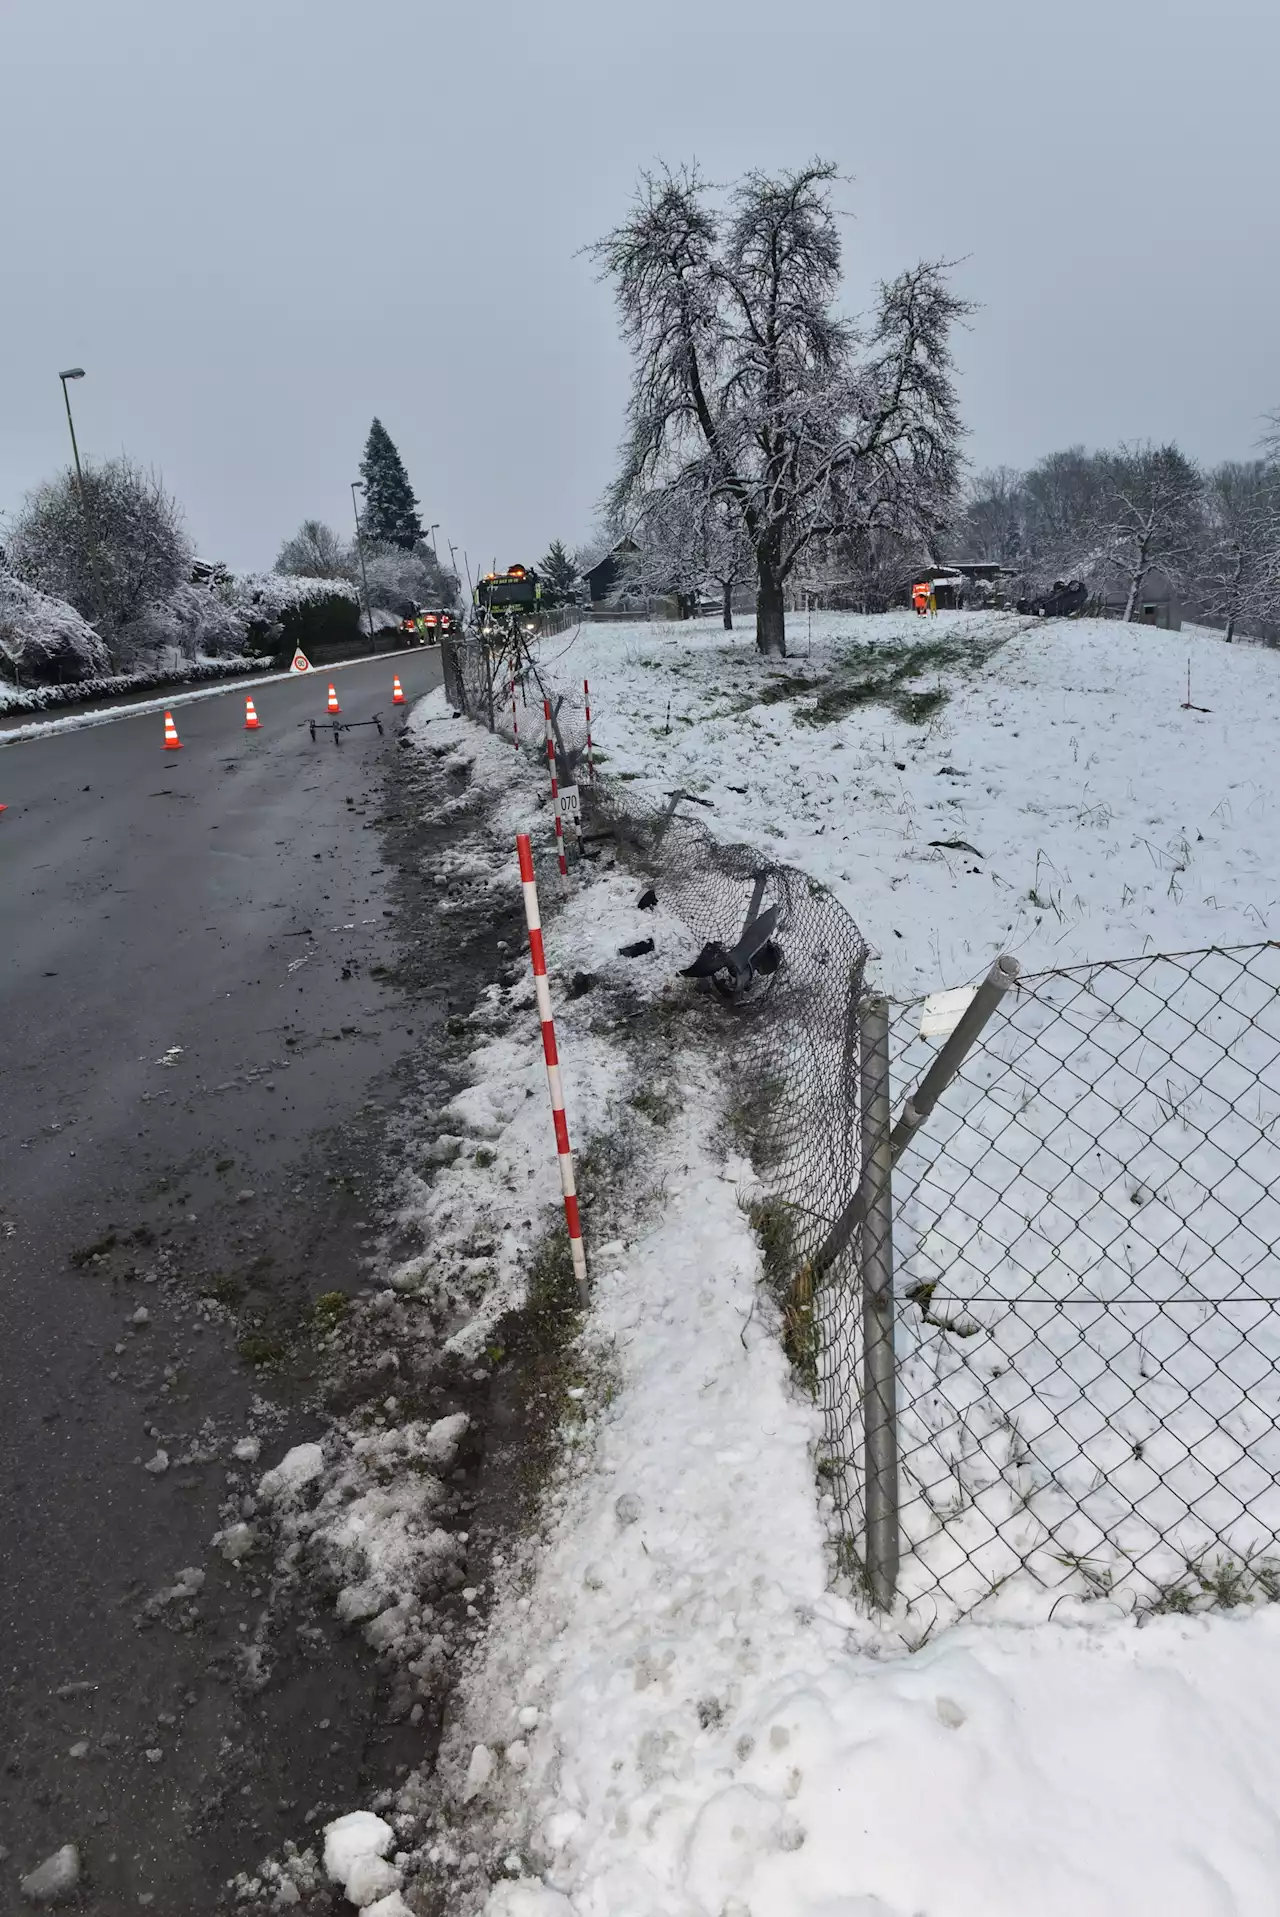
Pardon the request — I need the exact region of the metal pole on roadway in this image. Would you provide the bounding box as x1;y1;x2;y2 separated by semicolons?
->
350;481;376;643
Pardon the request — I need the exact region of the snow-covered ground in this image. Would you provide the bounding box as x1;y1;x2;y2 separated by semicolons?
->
531;609;1280;995
453;1099;1280;1917
427;612;1280;1917
289;624;1280;1917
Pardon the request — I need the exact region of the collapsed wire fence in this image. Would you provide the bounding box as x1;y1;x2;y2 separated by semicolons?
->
441;631;1280;1627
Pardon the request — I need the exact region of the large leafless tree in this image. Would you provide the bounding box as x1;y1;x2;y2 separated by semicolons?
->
594;161;967;657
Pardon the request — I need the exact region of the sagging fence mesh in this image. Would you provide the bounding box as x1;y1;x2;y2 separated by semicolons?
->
442;633;1280;1624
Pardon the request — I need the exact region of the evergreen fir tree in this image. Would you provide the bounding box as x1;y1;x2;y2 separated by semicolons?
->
358;418;423;550
537;538;580;605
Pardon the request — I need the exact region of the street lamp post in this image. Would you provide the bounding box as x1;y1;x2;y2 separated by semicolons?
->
350;480;376;644
56;365;111;657
58;368;86;496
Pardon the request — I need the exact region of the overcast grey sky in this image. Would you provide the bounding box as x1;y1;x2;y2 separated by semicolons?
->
2;0;1275;576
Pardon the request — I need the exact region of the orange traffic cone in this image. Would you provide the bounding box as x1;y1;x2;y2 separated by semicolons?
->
392;675;406;705
244;696;261;730
163;711;183;750
327;684;341;715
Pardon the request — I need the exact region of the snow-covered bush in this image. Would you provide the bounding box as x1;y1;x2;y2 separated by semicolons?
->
0;569;110;684
5;457;190;665
360;539;454;614
132;580;253;662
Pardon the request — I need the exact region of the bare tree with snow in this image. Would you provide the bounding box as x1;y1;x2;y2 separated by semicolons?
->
628;476;754;625
625;486;706;616
954;466;1029;566
701;490;753;630
1191;460;1280;641
1018;447;1112;584
594;161;967;657
275;519;352;579
1093;443;1204;621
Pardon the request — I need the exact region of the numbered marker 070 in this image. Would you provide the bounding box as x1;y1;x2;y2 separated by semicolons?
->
557;784;581;822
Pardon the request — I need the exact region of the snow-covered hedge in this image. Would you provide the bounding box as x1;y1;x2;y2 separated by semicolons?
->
228;572;364;657
231;572;359;619
0;654;274;716
0;564;365;703
0;571;111;684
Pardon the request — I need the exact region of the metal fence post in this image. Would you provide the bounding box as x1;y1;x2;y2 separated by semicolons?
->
483;638;496;732
860;993;899;1610
807;955;1021;1288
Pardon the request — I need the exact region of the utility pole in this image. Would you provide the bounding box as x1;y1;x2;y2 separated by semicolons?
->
350;480;376;643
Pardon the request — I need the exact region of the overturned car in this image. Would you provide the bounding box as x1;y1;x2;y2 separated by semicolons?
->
1017;579;1089;618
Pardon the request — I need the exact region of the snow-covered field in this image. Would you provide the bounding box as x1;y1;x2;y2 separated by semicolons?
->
532;609;1280;995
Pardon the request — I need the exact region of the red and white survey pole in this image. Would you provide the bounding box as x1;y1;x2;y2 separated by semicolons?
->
543;698;569;879
516;833;588;1306
584;678;595;784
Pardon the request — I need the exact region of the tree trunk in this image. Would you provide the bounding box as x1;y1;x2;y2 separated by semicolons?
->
1121;568;1144;623
722;581;733;631
1225;548;1242;641
755;561;786;657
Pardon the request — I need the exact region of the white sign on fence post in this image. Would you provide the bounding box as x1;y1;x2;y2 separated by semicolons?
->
557;784;581;823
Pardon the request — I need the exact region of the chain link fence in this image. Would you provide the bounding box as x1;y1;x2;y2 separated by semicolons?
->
441;628;872;1406
442;634;1280;1625
882;941;1280;1623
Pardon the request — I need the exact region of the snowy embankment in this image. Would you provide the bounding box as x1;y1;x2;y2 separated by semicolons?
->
431;612;1280;1917
559;609;1280;994
456;1101;1280;1917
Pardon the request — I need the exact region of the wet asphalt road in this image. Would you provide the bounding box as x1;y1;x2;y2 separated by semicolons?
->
0;652;444;1909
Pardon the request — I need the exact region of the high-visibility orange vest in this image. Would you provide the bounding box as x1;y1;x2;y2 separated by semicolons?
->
912;582;930;610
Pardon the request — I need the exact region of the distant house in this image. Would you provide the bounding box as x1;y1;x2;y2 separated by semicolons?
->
1100;567;1182;631
582;538;640;608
